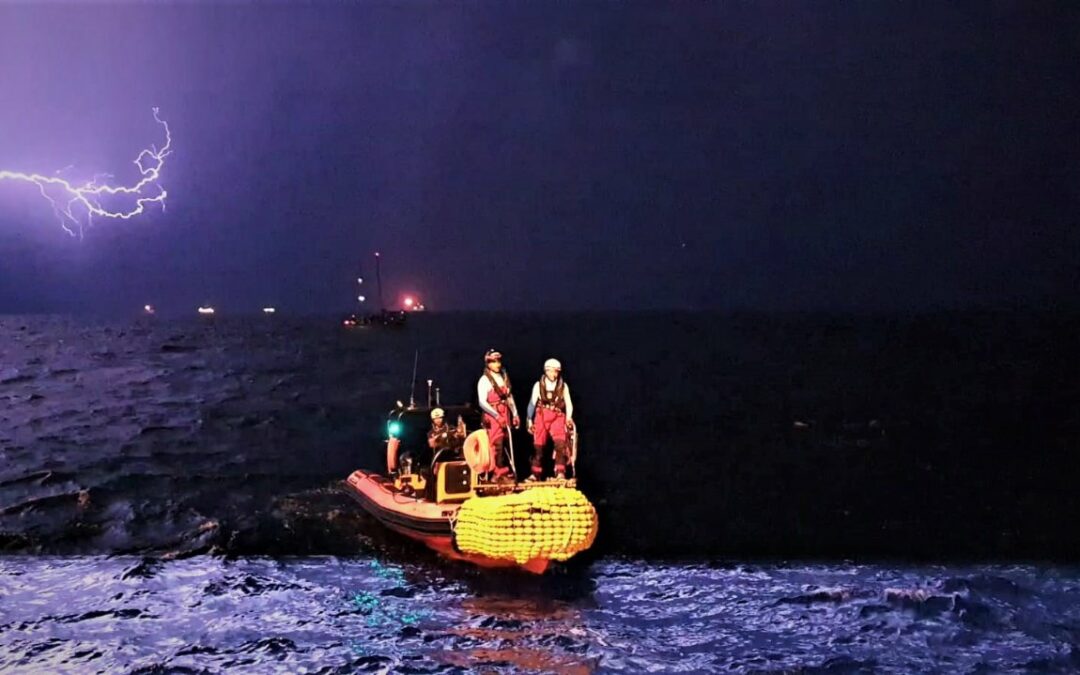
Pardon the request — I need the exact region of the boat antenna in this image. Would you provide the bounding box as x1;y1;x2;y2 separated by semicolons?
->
426;379;433;408
408;349;418;408
374;251;385;313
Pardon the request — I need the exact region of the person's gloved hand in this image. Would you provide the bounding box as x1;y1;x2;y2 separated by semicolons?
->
527;419;534;434
565;418;575;431
512;416;520;429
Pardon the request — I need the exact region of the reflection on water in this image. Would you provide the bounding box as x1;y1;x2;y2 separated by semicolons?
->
2;555;1079;673
438;593;598;673
436;646;597;674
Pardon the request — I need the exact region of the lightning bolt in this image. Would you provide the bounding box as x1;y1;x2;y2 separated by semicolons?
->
0;108;171;238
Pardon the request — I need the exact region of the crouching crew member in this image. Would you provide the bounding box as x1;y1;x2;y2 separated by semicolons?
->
526;358;574;480
477;349;520;480
427;407;466;457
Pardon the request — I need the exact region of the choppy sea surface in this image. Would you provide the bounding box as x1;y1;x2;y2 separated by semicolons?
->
4;557;1080;673
2;312;1079;672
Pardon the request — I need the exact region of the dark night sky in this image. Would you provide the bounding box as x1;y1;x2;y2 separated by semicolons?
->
0;2;1077;314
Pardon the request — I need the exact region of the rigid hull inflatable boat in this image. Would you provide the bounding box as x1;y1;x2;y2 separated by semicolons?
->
344;404;597;574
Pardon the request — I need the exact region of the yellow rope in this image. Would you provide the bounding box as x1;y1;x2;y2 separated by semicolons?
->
453;487;598;564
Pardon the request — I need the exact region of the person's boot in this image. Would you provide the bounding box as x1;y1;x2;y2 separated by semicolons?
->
553;441;569;481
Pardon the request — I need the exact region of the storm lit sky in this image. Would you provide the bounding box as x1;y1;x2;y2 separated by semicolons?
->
0;2;1078;314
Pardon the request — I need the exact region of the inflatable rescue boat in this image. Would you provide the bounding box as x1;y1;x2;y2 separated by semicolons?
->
344;403;597;574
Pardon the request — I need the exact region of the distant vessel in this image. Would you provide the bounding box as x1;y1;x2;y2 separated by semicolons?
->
197;306;215;315
263;307;276;314
342;252;407;328
143;304;156;315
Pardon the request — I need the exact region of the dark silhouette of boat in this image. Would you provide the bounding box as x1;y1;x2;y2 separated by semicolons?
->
342;252;408;328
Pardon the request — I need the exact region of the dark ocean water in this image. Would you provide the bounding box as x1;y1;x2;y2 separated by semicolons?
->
2;312;1079;672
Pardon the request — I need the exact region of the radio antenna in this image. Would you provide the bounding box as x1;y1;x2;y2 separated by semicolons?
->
408;350;419;408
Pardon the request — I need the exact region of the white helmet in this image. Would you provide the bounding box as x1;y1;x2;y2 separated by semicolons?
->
430;407;445;420
544;358;562;371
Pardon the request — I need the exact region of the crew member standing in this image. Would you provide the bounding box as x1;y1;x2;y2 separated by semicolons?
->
477;349;520;480
526;358;574;480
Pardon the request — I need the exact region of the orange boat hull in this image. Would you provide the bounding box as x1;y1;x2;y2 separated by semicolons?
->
343;470;550;574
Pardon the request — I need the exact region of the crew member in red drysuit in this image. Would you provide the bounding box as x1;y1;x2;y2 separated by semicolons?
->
476;349;520;480
526;358;574;481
